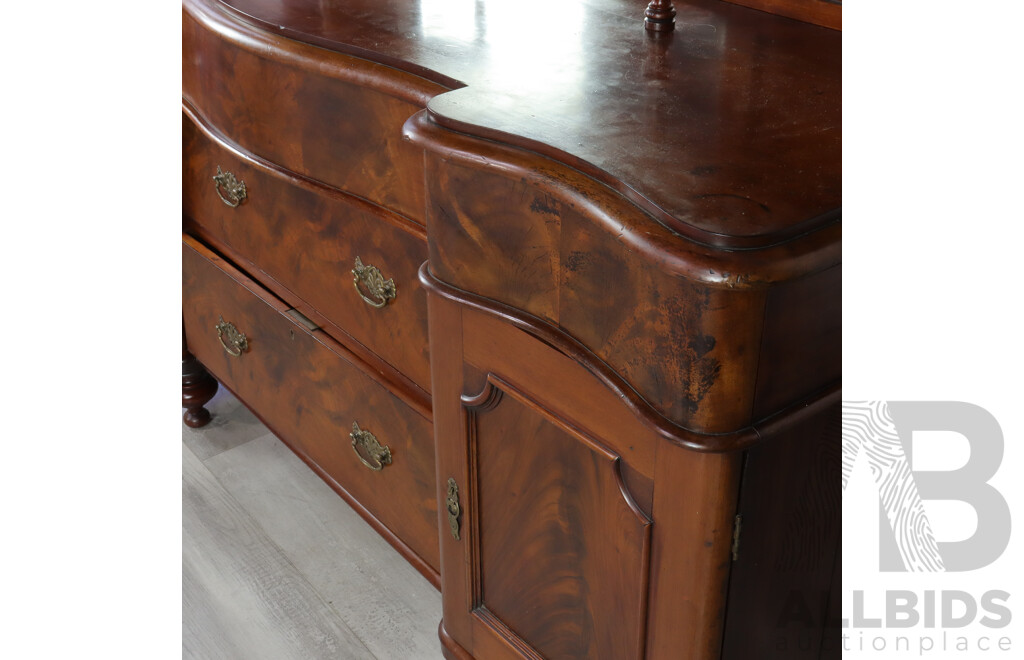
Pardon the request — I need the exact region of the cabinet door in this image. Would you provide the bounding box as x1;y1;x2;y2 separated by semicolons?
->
458;374;652;660
429;294;740;660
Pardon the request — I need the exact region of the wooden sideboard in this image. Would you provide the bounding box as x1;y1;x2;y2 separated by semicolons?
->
182;1;840;658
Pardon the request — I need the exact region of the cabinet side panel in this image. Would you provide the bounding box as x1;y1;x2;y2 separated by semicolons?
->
645;445;741;660
754;266;840;418
721;403;840;658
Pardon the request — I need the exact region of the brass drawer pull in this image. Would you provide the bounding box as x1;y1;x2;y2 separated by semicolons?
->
350;422;392;471
215;316;248;357
213;166;247;207
352;257;396;308
448;478;464;540
446;478;461;540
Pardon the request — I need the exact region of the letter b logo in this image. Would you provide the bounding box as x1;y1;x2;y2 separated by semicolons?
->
842;401;1011;572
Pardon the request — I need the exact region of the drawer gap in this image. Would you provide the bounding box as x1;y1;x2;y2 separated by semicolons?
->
285;308;320;331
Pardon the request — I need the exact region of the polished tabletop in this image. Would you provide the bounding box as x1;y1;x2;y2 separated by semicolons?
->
214;0;841;248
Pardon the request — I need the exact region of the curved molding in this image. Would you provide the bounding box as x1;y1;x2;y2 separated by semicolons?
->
183;100;427;242
421;262;840;453
460;377;504;412
424;100;841;253
183;0;445;107
405;110;840;287
462;374;655;525
438;621;475;660
186;0;839;280
189;0;838;263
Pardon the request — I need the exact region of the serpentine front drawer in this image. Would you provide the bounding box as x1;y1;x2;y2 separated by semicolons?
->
182;235;439;576
183;112;432;394
182;0;447;223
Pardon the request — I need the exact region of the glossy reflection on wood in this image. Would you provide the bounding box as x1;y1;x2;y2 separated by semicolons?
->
414;126;834;433
426;290;758;659
215;0;840;247
182;0;841;657
183;0;446;224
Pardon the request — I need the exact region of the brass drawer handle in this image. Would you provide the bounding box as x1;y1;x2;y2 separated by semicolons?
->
215;316;248;357
213;166;247;207
446;478;461;540
350;422;392;471
352;257;396;308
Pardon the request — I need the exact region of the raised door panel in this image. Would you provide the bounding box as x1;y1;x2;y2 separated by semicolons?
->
463;378;652;660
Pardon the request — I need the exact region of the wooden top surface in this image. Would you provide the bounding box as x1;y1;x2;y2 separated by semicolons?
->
212;0;841;249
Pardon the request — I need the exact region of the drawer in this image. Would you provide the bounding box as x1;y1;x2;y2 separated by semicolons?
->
182;0;446;223
182;235;440;574
183;113;432;394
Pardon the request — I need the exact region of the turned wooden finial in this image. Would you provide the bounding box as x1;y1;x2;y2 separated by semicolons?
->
644;0;676;32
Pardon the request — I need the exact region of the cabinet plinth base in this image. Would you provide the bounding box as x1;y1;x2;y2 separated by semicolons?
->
439;620;474;660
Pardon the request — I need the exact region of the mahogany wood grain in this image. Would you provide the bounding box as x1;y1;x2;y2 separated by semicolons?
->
183;109;433;395
405;110;840;286
424;265;839;659
182;1;841;657
467;378;652;659
205;374;443;591
217;0;840;247
421;263;840;456
428;296;759;659
184;216;432;421
412;129;840;433
183;0;447;224
461;357;655;519
182;235;440;577
463;320;658;492
419;150;770;433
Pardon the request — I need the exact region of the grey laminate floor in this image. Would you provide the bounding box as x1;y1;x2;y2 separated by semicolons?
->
183;387;442;660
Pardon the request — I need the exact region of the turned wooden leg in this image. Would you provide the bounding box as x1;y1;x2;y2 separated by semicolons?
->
182;349;218;428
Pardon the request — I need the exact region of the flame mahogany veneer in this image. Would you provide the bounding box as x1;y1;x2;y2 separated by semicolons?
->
182;0;840;657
